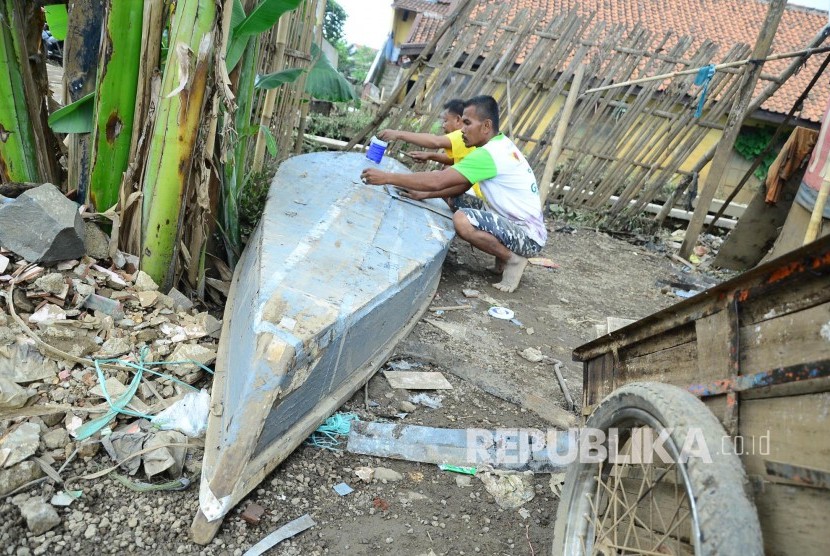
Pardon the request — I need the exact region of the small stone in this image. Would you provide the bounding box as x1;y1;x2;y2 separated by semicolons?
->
519;347;544;363
0;421;41;468
98;336;131;358
241;503;265;525
133;271;159;292
76;440;100;459
17;499;61;535
398;401;417;413
167;288;194;311
373;467;403;482
42;428;69;450
83;222;110;260
0;461;45;496
83;524;97;539
137;290;160;308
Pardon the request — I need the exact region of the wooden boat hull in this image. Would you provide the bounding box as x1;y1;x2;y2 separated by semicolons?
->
191;152;455;542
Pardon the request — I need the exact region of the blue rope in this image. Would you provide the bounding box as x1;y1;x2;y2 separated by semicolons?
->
694;64;716;118
305;412;359;451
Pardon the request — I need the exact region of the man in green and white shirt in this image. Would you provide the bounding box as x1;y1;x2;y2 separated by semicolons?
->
361;96;546;293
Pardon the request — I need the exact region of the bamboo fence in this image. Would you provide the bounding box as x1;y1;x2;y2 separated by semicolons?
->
348;4;825;226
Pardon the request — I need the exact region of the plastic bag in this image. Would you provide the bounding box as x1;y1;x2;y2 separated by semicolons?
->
151;389;210;437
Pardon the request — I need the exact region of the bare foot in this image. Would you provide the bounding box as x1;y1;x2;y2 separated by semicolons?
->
492;254;528;293
489;256;504;275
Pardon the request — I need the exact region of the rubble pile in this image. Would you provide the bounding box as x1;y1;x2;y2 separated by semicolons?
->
0;233;221;534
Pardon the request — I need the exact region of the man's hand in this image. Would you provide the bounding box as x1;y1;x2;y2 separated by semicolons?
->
406;151;433;162
360;168;387;185
399;188;429;201
376;129;400;142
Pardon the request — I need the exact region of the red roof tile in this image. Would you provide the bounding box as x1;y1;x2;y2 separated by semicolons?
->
398;0;830;121
392;0;454;17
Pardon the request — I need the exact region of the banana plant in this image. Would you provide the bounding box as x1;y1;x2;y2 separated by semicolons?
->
140;0;216;288
0;0;42;183
87;0;145;212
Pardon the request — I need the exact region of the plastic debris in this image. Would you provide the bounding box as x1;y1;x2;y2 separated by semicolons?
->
438;464;476;475
243;514;316;556
408;393;443;409
305;412;359;450
152;389;211;438
333;482;353;496
488;306;514;320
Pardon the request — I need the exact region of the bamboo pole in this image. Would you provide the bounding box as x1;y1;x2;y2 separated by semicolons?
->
583;44;830;96
251;15;289;172
655;26;830;224
804;158;830;244
539;63;584;206
679;0;786;259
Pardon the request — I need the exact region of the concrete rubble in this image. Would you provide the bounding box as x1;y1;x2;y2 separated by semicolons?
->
0;240;221;531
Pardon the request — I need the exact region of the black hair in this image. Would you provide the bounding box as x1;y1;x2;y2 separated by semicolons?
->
443;99;465;118
463;95;500;133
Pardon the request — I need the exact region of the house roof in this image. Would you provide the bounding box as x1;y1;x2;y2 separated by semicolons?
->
392;0;454;17
400;0;830;122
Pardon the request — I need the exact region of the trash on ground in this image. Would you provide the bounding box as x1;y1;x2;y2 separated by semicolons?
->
549;472;567;499
242;513;316;556
0;422;41;468
386;359;420;371
383;370;452;390
527;257;560;269
354;466;374;483
438;464;476;475
50;490;83;507
151;389;210;437
488;306;514;320
305;412;359;450
462;289;479;298
408;393;443;409
347;421;569;472
478;471;535;509
333;482;353;496
674;289;700;299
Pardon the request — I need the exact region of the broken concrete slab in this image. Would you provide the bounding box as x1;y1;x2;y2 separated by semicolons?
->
166;343;216;374
382;370;453;390
0;184;85;264
167;288;194;311
0;422;41;468
347;422;570;473
33;272;66;295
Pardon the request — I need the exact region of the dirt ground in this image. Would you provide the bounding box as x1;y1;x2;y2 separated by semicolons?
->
2;220;706;556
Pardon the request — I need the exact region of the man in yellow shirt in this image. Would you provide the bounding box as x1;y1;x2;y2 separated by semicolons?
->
378;99;483;199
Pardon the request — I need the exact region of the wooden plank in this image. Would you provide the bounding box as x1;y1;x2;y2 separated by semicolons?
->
753;481;830;556
739;392;830;479
695;310;734;378
622;325;697;359
585;353;615;408
740;301;830;373
619;341;700;388
382;370;453;390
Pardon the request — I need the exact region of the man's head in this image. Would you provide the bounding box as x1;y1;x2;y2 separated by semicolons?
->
461;96;500;148
440;99;465;134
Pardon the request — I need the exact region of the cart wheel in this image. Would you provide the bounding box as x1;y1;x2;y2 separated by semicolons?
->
551;382;761;556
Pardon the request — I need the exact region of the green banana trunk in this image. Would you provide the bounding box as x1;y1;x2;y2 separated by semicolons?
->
140;0;216;287
0;0;40;182
87;0;145;212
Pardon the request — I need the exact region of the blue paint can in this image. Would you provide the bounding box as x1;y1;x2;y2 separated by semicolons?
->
365;136;387;164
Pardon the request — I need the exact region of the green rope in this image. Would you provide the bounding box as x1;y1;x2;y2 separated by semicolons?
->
305;412;359;451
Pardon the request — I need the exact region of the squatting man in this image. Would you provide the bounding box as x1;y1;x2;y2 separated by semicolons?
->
361;96;547;293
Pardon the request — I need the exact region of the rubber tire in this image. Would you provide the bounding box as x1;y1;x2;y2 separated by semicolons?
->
551;382;762;556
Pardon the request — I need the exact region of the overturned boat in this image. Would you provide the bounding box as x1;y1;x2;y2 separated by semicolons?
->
191;151;455;542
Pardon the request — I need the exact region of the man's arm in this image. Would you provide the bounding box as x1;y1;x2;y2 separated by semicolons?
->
407;151;455;165
400;183;471;201
361;166;470;199
378;129;452;150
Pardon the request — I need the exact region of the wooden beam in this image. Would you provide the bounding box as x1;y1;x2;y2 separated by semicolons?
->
539;63;585;206
679;0;786;259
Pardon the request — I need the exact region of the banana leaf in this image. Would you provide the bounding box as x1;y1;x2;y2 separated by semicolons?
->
47;92;95;133
304;43;356;102
226;0;302;71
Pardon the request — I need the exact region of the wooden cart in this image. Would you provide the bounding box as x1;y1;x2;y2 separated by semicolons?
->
552;235;830;555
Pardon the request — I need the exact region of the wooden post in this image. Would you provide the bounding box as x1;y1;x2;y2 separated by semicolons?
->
539;63;585;206
679;0;786;259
